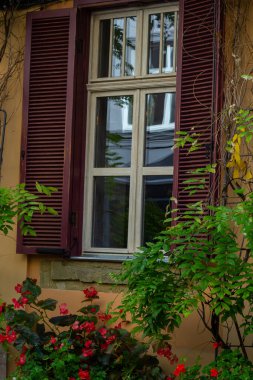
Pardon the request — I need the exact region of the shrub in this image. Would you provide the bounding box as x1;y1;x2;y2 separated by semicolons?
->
0;278;173;380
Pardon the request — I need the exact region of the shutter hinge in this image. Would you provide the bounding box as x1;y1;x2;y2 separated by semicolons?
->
76;38;83;54
70;211;77;226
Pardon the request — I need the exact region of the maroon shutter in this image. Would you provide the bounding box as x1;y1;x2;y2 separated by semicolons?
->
17;8;77;254
173;0;222;213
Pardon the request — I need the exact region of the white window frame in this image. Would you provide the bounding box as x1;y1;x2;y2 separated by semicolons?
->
83;4;178;256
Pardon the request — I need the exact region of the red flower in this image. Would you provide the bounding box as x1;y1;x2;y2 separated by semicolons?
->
82;348;93;357
173;364;186;377
114;322;122;329
99;327;107;337
69;378;76;380
166;378;173;380
16;353;26;366
0;302;6;313
210;368;219;377
12;298;22;309
98;312;112;322
157;346;178;365
212;341;222;349
80;321;96;333
21;297;28;306
59;303;69;315
78;369;90;380
106;335;116;345
83;287;98;299
90;307;97;313
15;283;22;293
50;336;57;344
84;340;92;348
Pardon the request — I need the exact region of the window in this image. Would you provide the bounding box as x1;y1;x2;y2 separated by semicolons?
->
83;5;178;255
18;1;221;256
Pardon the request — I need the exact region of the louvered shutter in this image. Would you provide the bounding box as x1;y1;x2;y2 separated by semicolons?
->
173;0;222;213
17;9;77;254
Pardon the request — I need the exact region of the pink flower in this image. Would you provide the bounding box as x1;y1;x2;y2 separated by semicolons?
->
210;368;219;377
15;283;22;293
78;369;90;379
16;353;26;366
83;287;98;299
59;303;69;315
173;363;186;377
72;321;80;330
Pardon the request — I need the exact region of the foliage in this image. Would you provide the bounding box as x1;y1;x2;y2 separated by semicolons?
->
170;350;253;380
0;278;171;380
116;107;253;363
0;182;57;236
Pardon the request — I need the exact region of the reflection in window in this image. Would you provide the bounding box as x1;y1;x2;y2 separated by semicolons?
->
144;92;175;167
92;176;130;248
142;175;173;244
112;18;124;77
163;13;175;73
95;96;133;168
98;17;136;78
125;17;136;76
148;12;175;74
148;14;161;74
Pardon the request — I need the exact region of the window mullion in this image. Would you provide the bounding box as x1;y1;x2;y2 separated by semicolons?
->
122;17;126;76
127;89;140;252
159;12;164;74
109;18;113;77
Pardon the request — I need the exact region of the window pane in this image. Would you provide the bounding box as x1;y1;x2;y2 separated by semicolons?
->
95;96;133;168
142;175;173;244
112;18;124;77
144;92;175;167
98;19;111;78
163;13;175;73
125;17;136;76
148;14;161;74
92;176;130;248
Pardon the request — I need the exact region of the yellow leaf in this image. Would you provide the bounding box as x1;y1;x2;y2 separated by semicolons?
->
233;168;240;179
244;170;253;180
227;159;235;168
232;133;238;142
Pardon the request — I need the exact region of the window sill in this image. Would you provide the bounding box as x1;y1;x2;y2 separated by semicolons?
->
71;253;133;262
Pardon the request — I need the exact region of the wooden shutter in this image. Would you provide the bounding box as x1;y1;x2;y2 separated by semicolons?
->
173;0;222;214
17;8;77;254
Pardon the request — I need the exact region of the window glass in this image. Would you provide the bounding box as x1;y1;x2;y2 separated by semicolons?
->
112;18;124;77
95;96;133;168
92;176;130;248
142;175;173;244
148;14;161;74
98;19;111;77
144;92;175;167
163;13;175;73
